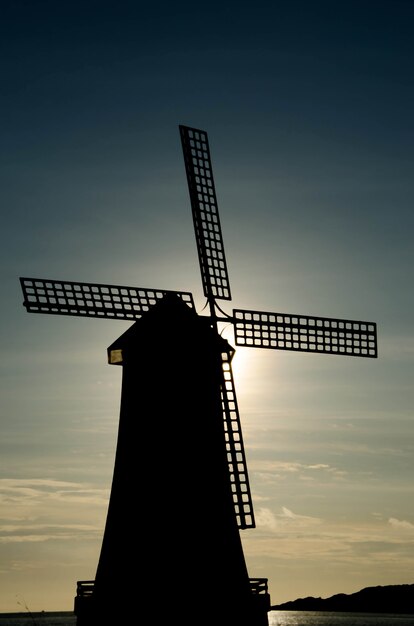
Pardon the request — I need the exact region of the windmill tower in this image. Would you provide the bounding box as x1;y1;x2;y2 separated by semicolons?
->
20;125;378;626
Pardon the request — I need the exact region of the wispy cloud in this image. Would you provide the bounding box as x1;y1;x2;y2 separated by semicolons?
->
252;461;347;484
388;517;414;531
256;506;322;532
0;524;101;544
0;478;109;507
244;509;414;578
0;478;108;545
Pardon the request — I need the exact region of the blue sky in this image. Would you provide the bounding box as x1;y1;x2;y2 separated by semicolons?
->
1;0;413;613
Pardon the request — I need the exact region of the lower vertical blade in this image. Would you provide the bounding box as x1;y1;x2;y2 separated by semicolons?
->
221;349;255;529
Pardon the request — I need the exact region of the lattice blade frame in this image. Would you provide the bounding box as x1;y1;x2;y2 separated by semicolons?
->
221;349;255;529
233;308;378;358
20;277;195;320
180;125;231;301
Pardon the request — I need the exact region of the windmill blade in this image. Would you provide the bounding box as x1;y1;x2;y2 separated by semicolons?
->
233;308;378;358
20;277;195;320
179;125;232;302
221;349;255;529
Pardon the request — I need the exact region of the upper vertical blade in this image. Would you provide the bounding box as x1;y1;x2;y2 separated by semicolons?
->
179;125;231;301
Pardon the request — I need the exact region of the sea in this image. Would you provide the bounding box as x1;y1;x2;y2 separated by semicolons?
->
0;612;412;626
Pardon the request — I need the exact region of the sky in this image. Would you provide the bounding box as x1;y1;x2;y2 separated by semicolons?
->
1;0;413;614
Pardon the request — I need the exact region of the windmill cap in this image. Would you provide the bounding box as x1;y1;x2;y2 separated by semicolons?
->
107;293;232;366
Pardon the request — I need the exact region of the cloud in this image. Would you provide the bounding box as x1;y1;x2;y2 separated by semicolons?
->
0;478;109;508
0;523;101;544
388;517;414;531
0;478;108;545
244;512;414;574
256;506;322;532
252;460;347;484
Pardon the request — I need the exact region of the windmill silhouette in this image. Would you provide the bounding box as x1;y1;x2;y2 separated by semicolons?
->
20;125;378;626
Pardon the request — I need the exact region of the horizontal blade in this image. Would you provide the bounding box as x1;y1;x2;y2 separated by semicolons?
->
233;308;378;358
20;277;195;320
179;125;231;301
221;350;255;529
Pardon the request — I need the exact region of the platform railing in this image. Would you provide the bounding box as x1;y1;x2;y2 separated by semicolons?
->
77;578;268;597
75;577;270;619
76;580;95;597
249;578;269;595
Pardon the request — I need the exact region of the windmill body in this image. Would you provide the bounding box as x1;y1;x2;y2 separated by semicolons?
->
20;125;378;626
80;295;260;625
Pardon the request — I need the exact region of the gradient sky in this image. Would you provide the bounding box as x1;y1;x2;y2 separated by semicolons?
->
1;0;413;613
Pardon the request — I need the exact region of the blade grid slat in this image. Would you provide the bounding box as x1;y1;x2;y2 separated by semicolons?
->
233;309;378;358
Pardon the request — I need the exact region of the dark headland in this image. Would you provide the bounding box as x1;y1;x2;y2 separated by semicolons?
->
271;584;413;614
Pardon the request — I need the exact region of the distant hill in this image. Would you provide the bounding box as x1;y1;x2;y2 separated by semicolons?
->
271;584;413;614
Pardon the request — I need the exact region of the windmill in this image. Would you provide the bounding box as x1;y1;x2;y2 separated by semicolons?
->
20;125;378;626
